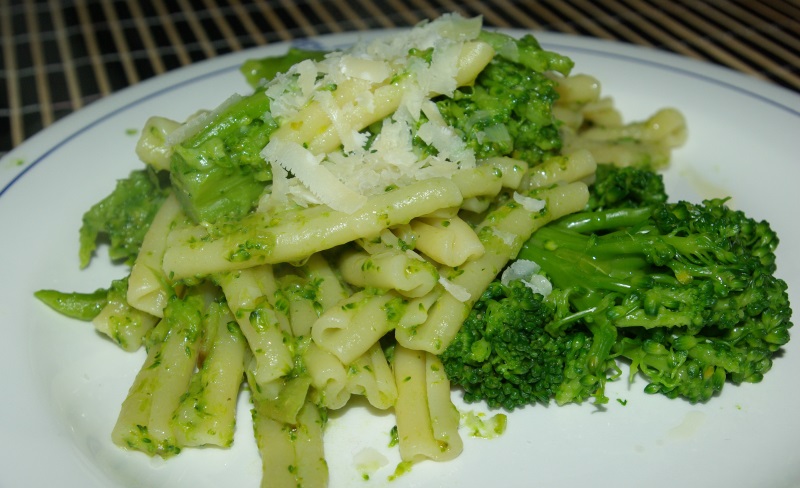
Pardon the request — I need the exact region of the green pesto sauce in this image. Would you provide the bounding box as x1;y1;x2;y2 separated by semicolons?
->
388;425;399;447
383;296;407;324
461;411;507;439
388;460;413;481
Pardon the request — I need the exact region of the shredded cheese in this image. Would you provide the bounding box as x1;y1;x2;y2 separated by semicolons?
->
513;192;546;213
263;138;367;213
439;276;472;302
501;259;553;297
258;14;488;212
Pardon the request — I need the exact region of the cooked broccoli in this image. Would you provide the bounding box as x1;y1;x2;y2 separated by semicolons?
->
79;168;169;267
240;47;327;88
442;165;791;408
169;89;277;224
434;31;573;165
586;162;668;211
34;286;109;321
440;280;618;410
518;170;792;403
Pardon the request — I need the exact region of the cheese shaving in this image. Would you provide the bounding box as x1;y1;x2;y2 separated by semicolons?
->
501;259;553;297
439;276;471;302
257;14;487;212
513;192;546;213
263;138;367;213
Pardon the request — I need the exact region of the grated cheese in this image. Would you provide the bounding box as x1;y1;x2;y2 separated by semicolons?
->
513;192;546;213
263;138;367;213
439;276;472;302
259;14;488;212
501;259;553;297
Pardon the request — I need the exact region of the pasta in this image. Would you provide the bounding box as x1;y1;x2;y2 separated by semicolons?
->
162;176;464;279
338;247;439;298
172;301;247;448
393;345;462;462
43;13;691;488
218;267;294;387
552;72;687;169
126;194;183;317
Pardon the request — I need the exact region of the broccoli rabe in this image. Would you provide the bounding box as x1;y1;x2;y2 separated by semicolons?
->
434;31;573;165
79;168;169;267
586;163;668;211
33;286;109;321
171;48;329;224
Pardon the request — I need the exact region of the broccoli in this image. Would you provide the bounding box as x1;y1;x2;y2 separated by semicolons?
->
442;165;791;408
518;170;792;403
440;280;618;410
434;31;573;165
586;163;668;211
79;168;169;267
34;286;109;321
169;89;277;224
240;47;327;89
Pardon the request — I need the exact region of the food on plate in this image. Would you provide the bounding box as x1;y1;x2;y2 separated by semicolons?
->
34;13;790;488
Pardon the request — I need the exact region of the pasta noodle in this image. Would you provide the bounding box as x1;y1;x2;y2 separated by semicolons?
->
162;177;464;280
338;247;439;298
127;194;183;317
172;302;247;447
218;267;294;387
311;289;401;365
409;214;485;267
92;282;159;352
551;73;687;169
346;342;398;410
112;292;207;457
393;345;462;462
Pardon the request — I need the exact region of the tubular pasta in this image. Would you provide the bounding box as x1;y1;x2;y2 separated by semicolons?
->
338;248;438;298
311;289;399;365
127;193;183;318
393;345;462;462
346;342;398;410
218;267;293;386
162;177;464;280
409;215;485;268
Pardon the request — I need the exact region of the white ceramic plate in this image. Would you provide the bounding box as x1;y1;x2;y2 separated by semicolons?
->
1;30;799;488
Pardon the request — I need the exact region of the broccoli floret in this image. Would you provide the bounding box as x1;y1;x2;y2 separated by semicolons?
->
443;165;791;409
518;169;792;403
79;168;169;267
435;31;573;165
586;163;668;211
440;280;618;411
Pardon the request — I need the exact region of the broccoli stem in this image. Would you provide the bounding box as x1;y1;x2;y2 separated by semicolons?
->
240;47;328;88
34;288;107;321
